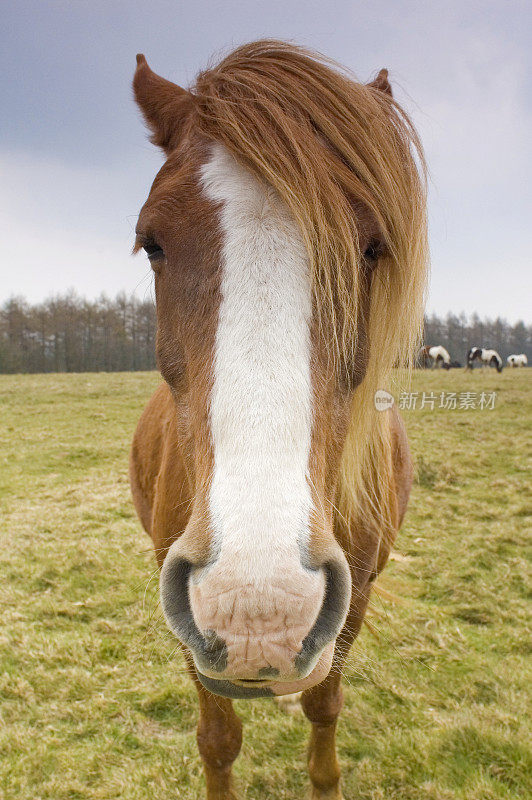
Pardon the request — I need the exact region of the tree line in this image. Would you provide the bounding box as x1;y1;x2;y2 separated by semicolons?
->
0;294;530;373
0;293;156;373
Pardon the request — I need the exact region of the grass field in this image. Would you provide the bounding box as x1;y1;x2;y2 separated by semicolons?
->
1;369;530;800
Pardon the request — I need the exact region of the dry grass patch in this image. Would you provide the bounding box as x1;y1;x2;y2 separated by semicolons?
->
1;369;530;799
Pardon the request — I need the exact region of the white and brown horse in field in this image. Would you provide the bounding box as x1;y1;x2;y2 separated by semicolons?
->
507;353;527;367
419;345;451;369
467;346;503;372
129;41;428;799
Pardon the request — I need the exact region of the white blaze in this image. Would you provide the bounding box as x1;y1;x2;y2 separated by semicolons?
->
200;144;316;584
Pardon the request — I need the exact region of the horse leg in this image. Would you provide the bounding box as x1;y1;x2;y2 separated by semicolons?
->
301;572;375;800
301;670;345;799
301;618;360;799
189;665;243;800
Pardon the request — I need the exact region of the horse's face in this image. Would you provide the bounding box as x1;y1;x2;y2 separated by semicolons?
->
135;136;380;697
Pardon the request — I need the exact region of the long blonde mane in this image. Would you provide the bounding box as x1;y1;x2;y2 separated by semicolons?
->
190;40;428;544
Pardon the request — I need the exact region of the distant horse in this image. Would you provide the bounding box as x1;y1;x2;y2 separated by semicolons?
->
419;345;451;369
467;347;503;372
468;347;504;372
129;41;428;800
507;353;527;367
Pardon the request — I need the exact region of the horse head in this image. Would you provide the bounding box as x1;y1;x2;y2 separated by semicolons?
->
132;42;427;697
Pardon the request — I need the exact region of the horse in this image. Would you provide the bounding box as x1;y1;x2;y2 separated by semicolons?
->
129;41;428;800
507;353;528;367
418;345;451;369
466;346;503;372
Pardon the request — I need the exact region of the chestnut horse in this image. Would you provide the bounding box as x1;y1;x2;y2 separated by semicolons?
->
129;41;428;799
419;345;451;369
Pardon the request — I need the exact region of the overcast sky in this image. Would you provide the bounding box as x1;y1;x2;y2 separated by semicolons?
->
1;0;530;321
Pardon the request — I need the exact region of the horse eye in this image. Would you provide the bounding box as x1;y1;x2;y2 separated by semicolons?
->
143;240;165;262
363;241;381;263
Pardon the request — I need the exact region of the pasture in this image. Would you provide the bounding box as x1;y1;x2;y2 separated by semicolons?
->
1;369;530;800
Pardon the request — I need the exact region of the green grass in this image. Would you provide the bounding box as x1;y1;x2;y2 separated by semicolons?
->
1;369;530;799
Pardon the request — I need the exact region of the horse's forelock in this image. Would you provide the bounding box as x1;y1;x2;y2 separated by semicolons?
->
191;40;427;373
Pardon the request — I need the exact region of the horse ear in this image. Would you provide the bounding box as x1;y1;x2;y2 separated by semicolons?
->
133;54;194;153
368;68;393;97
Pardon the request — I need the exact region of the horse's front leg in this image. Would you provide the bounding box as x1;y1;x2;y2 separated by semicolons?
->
301;670;344;799
189;665;243;800
301;575;373;800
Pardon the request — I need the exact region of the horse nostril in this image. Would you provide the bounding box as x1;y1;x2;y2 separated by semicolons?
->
294;558;351;677
160;555;228;673
160;556;193;637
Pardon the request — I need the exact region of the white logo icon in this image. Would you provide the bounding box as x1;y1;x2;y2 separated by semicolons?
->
374;389;395;412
